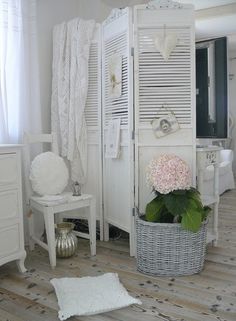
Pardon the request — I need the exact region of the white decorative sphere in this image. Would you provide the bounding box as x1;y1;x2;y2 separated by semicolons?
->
30;152;69;196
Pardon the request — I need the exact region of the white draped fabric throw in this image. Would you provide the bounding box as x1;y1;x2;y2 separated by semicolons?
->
51;18;95;184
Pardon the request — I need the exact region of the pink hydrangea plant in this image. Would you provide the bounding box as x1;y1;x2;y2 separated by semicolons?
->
146;154;191;194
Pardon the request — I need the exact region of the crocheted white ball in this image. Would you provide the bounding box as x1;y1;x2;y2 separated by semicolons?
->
30;152;69;196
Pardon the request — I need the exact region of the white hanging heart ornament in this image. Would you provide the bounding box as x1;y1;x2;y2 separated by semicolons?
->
154;34;178;61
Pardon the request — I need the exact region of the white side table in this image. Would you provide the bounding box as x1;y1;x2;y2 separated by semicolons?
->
196;146;221;246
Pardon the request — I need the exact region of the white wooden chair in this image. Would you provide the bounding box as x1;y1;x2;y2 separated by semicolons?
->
23;133;96;268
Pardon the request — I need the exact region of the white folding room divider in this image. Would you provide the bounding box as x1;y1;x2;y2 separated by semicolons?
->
133;1;196;214
102;8;135;255
83;23;103;240
100;1;196;255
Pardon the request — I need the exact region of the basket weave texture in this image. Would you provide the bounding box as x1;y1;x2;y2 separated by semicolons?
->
136;215;207;276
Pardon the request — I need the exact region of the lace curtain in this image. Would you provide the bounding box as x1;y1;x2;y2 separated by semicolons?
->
0;0;42;143
51;19;95;184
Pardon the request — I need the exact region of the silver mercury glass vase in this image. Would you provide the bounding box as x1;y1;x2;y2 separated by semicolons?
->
55;222;78;258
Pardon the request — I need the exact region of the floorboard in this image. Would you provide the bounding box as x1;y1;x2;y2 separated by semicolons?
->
0;189;236;321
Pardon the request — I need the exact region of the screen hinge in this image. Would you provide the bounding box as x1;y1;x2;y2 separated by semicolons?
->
131;47;134;57
132;130;135;140
132;207;135;217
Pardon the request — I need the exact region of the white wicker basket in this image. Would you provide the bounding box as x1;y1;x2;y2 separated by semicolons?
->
136;215;207;276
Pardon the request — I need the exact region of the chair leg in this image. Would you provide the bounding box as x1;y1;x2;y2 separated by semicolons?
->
88;197;96;256
43;208;56;269
28;208;35;251
55;213;64;225
212;201;219;247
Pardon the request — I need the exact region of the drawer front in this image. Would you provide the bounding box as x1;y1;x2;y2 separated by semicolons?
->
0;190;19;220
0;224;20;257
0;154;18;186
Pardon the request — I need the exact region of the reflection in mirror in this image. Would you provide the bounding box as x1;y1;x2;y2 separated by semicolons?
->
196;41;216;125
208;42;216;124
196;37;227;138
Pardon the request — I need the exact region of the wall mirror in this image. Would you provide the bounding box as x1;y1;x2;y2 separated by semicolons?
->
196;37;227;138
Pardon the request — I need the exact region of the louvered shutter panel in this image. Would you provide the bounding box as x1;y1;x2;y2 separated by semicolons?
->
103;21;129;126
85;24;101;128
83;24;103;239
134;1;196;213
102;8;135;255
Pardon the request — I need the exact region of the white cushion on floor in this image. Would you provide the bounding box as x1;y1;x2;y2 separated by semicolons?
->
50;273;142;320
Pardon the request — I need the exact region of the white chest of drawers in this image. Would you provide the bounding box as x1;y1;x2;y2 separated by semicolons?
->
0;145;26;272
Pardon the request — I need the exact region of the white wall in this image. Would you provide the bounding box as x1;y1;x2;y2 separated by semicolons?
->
36;0;111;133
77;0;111;22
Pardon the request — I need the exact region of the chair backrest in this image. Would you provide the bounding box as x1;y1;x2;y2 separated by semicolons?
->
23;132;59;203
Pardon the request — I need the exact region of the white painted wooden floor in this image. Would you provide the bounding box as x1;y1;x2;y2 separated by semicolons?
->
0;189;236;321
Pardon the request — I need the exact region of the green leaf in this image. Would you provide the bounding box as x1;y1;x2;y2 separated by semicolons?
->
202;206;211;221
186;189;200;202
181;209;202;232
187;197;202;211
160;210;175;223
145;197;164;222
172;190;187;195
164;193;189;216
187;191;204;209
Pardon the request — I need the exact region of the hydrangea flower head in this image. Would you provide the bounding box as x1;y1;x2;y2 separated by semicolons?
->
146;154;191;194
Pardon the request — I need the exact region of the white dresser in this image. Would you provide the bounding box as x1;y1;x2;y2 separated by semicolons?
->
0;145;26;272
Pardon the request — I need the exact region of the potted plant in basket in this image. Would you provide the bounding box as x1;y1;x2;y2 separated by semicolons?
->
136;154;210;277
